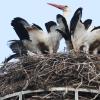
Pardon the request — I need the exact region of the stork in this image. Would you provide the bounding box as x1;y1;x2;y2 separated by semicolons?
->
45;21;59;53
6;15;68;62
47;3;73;52
5;17;56;63
70;7;100;54
70;7;92;53
11;17;52;54
45;14;71;53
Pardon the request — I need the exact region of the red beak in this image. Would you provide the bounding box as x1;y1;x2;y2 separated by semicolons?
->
47;3;65;10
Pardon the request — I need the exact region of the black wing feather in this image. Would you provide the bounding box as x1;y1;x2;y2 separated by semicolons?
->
83;19;92;30
56;14;69;34
70;7;83;35
91;26;100;32
45;21;57;33
11;17;30;40
32;23;43;30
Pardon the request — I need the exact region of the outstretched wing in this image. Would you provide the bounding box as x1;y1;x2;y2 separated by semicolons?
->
56;14;69;33
70;7;83;35
11;17;30;40
83;19;92;30
45;21;57;33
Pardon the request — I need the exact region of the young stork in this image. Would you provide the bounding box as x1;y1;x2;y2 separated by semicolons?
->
45;14;71;53
5;17;57;63
70;8;92;52
70;7;100;54
11;17;52;54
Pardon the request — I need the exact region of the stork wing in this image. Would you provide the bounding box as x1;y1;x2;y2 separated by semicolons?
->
4;53;20;63
56;14;69;33
45;21;57;33
56;29;70;40
70;7;86;43
56;29;73;50
32;23;43;30
56;14;70;40
70;7;83;35
29;23;45;40
91;26;100;32
11;17;30;40
83;19;92;30
28;23;50;54
45;21;63;53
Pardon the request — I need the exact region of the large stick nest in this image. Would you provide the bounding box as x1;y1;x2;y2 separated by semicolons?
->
0;52;100;98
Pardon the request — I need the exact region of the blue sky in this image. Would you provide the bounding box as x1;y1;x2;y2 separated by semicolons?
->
0;0;100;63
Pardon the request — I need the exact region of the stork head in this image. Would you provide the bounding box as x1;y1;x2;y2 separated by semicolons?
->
47;3;69;11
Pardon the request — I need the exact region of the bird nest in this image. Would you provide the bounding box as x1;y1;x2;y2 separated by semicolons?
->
0;52;100;99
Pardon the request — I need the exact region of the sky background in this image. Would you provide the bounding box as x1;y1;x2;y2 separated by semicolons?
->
0;0;100;63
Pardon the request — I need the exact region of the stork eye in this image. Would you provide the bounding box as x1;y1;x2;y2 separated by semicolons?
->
65;6;68;7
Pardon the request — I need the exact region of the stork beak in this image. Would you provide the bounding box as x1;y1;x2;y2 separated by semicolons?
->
47;3;66;10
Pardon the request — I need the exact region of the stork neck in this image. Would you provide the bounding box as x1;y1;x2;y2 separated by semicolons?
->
63;10;68;18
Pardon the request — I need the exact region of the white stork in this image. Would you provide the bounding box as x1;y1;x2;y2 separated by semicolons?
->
5;17;56;62
45;21;59;53
45;14;71;53
10;17;53;54
47;3;73;52
70;7;100;54
70;7;92;53
7;16;68;62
